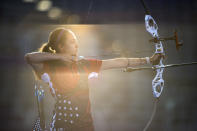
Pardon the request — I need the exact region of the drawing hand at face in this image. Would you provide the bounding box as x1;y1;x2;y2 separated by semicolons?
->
59;54;78;63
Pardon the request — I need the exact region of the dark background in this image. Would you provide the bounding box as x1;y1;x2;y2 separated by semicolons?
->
0;0;197;130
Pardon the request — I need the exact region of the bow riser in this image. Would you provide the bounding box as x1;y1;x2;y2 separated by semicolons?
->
145;15;165;98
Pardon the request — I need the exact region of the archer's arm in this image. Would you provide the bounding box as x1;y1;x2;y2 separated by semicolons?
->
24;52;73;73
100;57;148;70
100;54;162;70
24;52;64;64
24;52;60;73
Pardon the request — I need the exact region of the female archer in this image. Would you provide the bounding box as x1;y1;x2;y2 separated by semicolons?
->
25;28;162;131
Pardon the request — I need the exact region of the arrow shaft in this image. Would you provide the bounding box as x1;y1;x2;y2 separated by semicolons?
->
161;62;197;68
124;62;197;72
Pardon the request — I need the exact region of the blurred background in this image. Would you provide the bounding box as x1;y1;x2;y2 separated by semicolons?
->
0;0;197;130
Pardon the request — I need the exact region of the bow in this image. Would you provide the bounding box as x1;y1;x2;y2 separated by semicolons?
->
123;0;197;130
140;1;165;130
139;0;183;98
125;0;183;99
144;10;165;98
124;0;183;130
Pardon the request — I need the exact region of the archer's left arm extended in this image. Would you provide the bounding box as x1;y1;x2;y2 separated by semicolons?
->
100;54;162;70
100;57;148;70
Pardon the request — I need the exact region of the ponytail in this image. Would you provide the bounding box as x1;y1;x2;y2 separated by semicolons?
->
38;43;56;53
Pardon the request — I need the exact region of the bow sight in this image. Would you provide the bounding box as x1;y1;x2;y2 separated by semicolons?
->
149;30;183;50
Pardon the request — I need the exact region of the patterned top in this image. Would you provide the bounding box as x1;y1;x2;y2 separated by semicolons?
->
41;58;102;130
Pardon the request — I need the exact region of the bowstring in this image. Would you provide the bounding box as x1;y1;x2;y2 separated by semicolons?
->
85;0;94;23
84;0;113;130
143;99;159;131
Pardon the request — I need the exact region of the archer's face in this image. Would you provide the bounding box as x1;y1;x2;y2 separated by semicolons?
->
59;31;78;56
